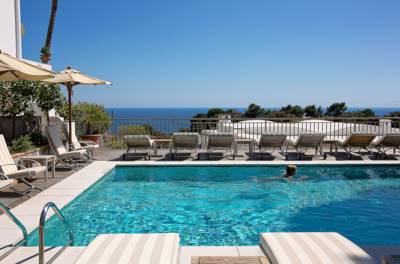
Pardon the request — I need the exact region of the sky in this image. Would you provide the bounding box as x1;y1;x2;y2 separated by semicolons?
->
21;0;400;108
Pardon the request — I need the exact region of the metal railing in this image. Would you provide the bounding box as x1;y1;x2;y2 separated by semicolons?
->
100;117;400;148
0;202;27;261
38;202;73;264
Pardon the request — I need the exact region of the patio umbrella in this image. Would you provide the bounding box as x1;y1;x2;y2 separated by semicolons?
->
0;50;54;81
43;66;111;145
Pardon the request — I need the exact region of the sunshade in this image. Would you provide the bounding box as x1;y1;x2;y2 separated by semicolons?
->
0;50;54;81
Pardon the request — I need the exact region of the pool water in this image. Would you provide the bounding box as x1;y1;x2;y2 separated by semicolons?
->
27;165;400;246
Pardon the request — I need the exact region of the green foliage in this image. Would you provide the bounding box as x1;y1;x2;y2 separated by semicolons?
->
118;125;152;136
349;108;376;117
280;104;304;117
29;130;48;146
243;103;265;118
387;112;400;117
9;135;34;153
206;108;226;118
35;83;66;119
325;102;347;116
304;105;323;118
73;102;111;134
0;81;36;118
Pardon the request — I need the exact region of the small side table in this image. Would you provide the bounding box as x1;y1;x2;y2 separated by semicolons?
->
152;139;172;156
19;155;56;182
235;138;255;155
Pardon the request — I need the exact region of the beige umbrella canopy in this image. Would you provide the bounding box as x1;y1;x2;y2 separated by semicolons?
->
44;66;111;145
0;50;54;81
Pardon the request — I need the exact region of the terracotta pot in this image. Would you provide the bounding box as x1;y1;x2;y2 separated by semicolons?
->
80;134;102;146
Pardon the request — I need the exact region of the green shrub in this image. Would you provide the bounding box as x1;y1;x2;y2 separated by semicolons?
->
9;135;34;153
29;130;48;146
118;125;152;136
73;102;111;135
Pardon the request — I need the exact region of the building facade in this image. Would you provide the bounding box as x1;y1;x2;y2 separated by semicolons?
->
0;0;22;58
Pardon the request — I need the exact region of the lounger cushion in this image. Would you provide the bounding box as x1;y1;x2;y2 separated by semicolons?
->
75;233;180;264
0;179;17;190
7;166;47;178
260;232;374;264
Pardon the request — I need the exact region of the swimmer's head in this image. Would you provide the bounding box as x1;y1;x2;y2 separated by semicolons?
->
285;165;297;178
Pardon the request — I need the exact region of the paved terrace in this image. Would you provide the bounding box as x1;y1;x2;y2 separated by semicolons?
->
0;146;399;263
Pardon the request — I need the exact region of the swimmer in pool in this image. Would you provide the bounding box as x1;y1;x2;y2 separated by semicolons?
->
283;164;297;180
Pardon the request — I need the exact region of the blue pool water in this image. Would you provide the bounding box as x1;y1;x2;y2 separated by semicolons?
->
27;165;400;246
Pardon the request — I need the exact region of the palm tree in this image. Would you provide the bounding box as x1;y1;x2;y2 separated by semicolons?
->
40;0;58;63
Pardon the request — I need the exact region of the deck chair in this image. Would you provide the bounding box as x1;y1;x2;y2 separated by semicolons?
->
286;133;326;160
64;122;99;159
336;133;376;159
74;233;180;264
123;135;154;160
207;133;236;160
260;232;374;264
256;134;287;159
0;135;45;195
47;125;87;168
169;132;199;160
371;133;400;159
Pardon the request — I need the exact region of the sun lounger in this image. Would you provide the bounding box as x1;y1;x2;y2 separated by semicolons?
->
370;133;400;159
256;134;287;159
169;132;199;160
336;133;376;158
260;232;374;264
0;135;44;195
286;133;326;160
64;122;99;159
123;135;154;160
47;125;87;168
74;233;180;264
207;133;236;160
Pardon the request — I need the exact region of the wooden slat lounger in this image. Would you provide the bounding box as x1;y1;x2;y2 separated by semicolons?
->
191;256;270;264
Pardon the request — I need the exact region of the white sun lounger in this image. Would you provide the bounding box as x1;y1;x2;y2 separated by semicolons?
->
370;133;400;159
286;133;326;160
0;134;45;195
256;134;287;159
206;133;237;160
336;133;376;158
123;135;154;160
47;125;87;168
74;233;180;264
64;122;99;159
169;132;200;160
260;232;374;264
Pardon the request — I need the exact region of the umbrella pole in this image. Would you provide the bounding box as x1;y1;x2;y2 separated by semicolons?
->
67;84;73;148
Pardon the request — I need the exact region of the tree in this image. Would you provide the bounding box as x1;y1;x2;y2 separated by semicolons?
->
35;83;66;123
349;108;376;118
41;0;59;63
206;108;225;118
73;102;111;134
243;103;265;118
304;105;323;118
0;81;36;138
280;104;304;117
325;102;347;117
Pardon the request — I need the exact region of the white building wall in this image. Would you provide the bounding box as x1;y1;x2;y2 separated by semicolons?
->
0;0;22;58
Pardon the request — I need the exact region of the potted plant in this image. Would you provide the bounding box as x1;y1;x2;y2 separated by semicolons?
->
40;47;51;64
73;102;111;145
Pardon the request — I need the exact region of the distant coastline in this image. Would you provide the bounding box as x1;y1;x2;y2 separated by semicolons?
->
106;107;400;118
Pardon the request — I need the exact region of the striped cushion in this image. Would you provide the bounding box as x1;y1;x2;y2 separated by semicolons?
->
260;232;374;264
75;233;180;264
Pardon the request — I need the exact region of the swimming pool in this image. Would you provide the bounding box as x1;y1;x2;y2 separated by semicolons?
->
27;165;400;246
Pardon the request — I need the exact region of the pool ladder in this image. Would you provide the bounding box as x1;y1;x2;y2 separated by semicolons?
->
0;202;74;264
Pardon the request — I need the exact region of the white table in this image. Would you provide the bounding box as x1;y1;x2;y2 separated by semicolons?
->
235;138;255;155
19;155;56;182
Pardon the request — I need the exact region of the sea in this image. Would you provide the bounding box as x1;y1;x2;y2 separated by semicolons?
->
106;107;400;118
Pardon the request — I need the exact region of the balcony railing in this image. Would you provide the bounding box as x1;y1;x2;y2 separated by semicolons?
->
89;117;400;148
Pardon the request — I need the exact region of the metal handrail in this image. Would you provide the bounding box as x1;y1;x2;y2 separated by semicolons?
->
0;202;27;262
38;202;73;264
0;202;27;245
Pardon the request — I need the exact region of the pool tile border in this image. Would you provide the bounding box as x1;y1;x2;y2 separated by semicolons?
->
0;159;399;249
